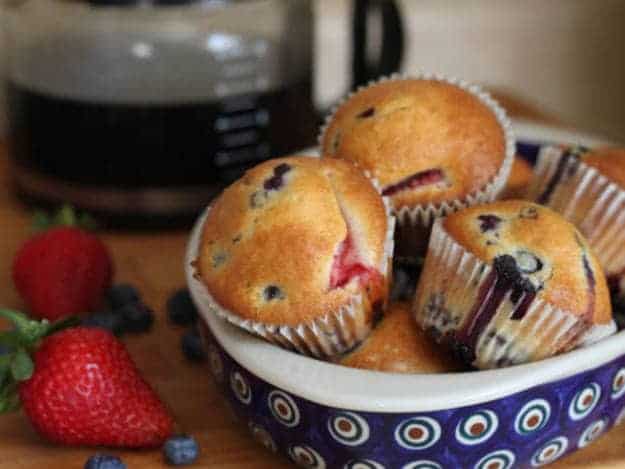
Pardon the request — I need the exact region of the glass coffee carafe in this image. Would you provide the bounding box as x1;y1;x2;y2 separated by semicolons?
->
4;0;402;227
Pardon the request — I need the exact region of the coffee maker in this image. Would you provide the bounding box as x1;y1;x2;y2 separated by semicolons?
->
4;0;403;226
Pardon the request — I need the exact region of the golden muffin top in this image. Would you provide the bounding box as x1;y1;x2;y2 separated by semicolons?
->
501;156;533;199
582;147;625;188
321;78;507;210
339;302;462;373
197;156;391;326
443;200;611;325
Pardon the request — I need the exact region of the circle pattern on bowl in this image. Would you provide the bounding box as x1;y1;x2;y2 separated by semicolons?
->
289;444;326;469
474;449;515;469
328;411;370;447
268;390;301;428
229;370;251;405
530;436;568;467
394;416;442;450
402;461;443;469
578;418;608;448
343;459;386;469
569;383;601;421
203;320;625;469
455;409;498;445
612;368;625;399
248;421;277;453
514;399;551;435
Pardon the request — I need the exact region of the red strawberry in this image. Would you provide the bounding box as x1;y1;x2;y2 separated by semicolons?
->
12;226;113;320
0;310;173;448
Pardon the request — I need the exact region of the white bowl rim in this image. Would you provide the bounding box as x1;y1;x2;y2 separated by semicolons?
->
186;121;625;413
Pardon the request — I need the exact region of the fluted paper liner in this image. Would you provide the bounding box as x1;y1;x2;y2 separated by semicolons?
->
186;181;395;359
318;72;516;237
527;145;625;293
412;218;616;369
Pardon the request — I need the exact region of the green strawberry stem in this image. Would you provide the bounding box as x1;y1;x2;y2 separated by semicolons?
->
0;309;79;413
32;205;98;233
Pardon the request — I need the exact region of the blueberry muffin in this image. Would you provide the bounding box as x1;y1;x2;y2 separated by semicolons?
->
320;75;514;258
527;146;625;300
501;156;533;199
413;200;615;369
338;302;462;373
195;156;394;358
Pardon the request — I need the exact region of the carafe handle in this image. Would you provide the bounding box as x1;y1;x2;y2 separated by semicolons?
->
352;0;404;88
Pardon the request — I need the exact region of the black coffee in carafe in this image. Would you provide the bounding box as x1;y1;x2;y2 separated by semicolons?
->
5;0;403;227
6;0;317;226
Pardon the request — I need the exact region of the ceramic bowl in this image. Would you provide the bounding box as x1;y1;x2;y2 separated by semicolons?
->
186;122;625;469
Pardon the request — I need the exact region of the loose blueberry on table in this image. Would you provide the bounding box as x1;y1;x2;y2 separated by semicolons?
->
117;301;155;334
84;454;126;469
167;288;199;326
106;283;141;310
82;310;125;336
163;434;200;466
181;326;207;362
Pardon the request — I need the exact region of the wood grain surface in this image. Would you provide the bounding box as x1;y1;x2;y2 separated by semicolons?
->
1;103;625;468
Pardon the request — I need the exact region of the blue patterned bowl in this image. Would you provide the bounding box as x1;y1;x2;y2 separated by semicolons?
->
187;123;625;469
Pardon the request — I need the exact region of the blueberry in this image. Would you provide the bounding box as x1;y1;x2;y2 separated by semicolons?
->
263;175;283;191
273;163;291;176
356;107;375;118
84;454;126;469
167;289;198;326
519;206;538;219
181;327;206;362
263;285;284;301
163;434;200;466
117;302;154;333
262;164;292;191
477;214;501;232
106;284;141;309
211;251;227;268
82;311;125;336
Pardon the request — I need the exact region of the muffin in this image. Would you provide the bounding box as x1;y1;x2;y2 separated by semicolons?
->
527;146;625;298
320;74;515;257
194;156;394;358
413;200;615;369
501;156;533;199
338;302;462;373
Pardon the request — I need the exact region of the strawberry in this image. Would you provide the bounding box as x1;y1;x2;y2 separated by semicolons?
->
0;310;173;448
12;224;113;321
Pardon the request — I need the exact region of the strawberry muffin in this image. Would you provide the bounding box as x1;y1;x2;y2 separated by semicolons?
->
194;156;394;358
527;146;625;300
413;200;615;369
339;302;462;373
320;74;514;258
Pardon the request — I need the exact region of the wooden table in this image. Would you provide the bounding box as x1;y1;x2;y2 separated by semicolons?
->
1;98;625;468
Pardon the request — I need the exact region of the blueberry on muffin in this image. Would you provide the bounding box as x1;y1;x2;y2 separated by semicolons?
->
338;302;463;373
195;156;394;358
413;200;615;369
320;75;514;258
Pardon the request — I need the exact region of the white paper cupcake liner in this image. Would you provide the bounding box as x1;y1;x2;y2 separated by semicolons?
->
527;145;625;286
412;218;616;369
318;72;516;233
186;180;395;359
